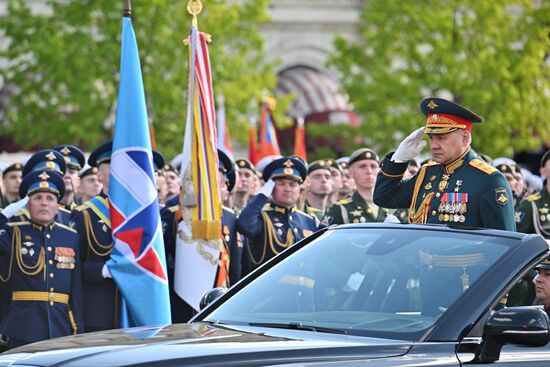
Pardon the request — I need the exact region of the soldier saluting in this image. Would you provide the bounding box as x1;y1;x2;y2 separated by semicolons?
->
0;169;83;349
374;97;515;231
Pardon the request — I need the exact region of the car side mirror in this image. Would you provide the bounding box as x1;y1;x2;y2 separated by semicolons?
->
476;306;550;363
199;287;228;310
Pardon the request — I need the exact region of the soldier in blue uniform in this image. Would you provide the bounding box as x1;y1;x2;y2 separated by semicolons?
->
54;144;86;211
69;141;118;332
324;149;389;225
373;97;516;231
236;156;318;269
0;169;83;349
13;150;72;226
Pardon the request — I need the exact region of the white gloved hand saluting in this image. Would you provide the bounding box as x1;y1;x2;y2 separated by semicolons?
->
1;196;29;219
391;127;426;163
258;179;275;197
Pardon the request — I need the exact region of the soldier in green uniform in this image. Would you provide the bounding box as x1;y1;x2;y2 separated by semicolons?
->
374;97;516;231
303;160;333;221
0;163;23;209
517;150;550;238
323;148;388;225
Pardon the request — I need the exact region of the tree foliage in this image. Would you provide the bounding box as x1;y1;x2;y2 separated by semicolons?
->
329;0;550;158
0;0;276;159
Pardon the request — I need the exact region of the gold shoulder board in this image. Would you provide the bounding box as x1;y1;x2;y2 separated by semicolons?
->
75;204;88;211
526;193;541;202
168;205;179;213
469;159;497;175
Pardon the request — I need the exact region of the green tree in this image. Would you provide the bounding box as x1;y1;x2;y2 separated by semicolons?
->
329;0;550;158
0;0;276;159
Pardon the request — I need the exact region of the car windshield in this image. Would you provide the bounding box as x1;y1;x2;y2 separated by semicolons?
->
204;227;516;340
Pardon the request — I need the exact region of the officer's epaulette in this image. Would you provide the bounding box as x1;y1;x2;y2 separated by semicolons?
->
74;204;89;211
296;209;315;220
526;193;541;202
263;203;274;211
167;205;180;213
222;206;235;214
58;206;71;214
6;221;30;227
469;159;497;175
55;222;77;233
338;198;352;205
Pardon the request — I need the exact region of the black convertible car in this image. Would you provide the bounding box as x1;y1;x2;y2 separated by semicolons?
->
1;224;550;366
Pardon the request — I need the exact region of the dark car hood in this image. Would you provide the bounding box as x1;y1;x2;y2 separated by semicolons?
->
0;323;412;367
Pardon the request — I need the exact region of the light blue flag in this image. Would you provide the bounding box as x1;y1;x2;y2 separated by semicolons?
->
107;16;171;327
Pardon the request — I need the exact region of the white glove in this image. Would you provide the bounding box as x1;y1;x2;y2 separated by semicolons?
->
101;264;112;279
1;196;29;219
383;214;401;223
391;127;426;163
258;179;275;197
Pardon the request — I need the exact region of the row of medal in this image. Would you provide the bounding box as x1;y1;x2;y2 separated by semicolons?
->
55;247;76;270
438;192;469;223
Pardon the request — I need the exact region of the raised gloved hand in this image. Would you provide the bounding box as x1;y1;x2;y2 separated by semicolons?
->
1;196;29;219
383;214;401;223
258;179;275;197
391;127;426;163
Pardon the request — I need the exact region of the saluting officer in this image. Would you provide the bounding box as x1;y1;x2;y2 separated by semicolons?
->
69;141;118;332
324;148;388;225
0;169;83;349
54;144;86;211
374;97;516;231
517;150;550;238
236;156;317;269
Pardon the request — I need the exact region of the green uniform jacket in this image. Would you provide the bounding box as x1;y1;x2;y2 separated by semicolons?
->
323;191;388;225
373;149;516;231
517;187;550;238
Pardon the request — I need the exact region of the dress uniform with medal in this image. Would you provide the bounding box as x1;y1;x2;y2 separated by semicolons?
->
12;149;72;226
374;97;516;231
517;150;550;238
69;141;118;332
0;169;83;349
323;149;388;225
236;157;318;269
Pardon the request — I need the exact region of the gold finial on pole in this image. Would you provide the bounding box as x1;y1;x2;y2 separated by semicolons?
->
187;0;203;27
123;0;132;17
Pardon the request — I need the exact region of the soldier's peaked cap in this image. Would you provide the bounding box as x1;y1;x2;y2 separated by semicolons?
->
19;169;65;201
421;97;483;134
263;156;307;183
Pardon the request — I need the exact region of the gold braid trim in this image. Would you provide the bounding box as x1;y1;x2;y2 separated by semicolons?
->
68;309;77;335
0;226;17;282
408;165;434;224
83;209;112;258
14;226;45;277
262;211;295;257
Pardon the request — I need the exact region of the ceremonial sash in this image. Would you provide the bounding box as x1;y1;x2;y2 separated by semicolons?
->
85;196;111;228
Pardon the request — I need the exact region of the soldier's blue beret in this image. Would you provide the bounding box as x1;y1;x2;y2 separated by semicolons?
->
88;141;113;168
23;149;67;177
420;97;483;134
263;156;307;183
153;150;165;172
54;144;85;170
19;169;65;200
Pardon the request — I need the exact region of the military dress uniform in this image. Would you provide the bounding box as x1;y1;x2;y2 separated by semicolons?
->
517;187;550;237
236;157;318;269
374;98;516;232
69;141;118;332
0;169;83;349
54;144;86;211
0;163;23;209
